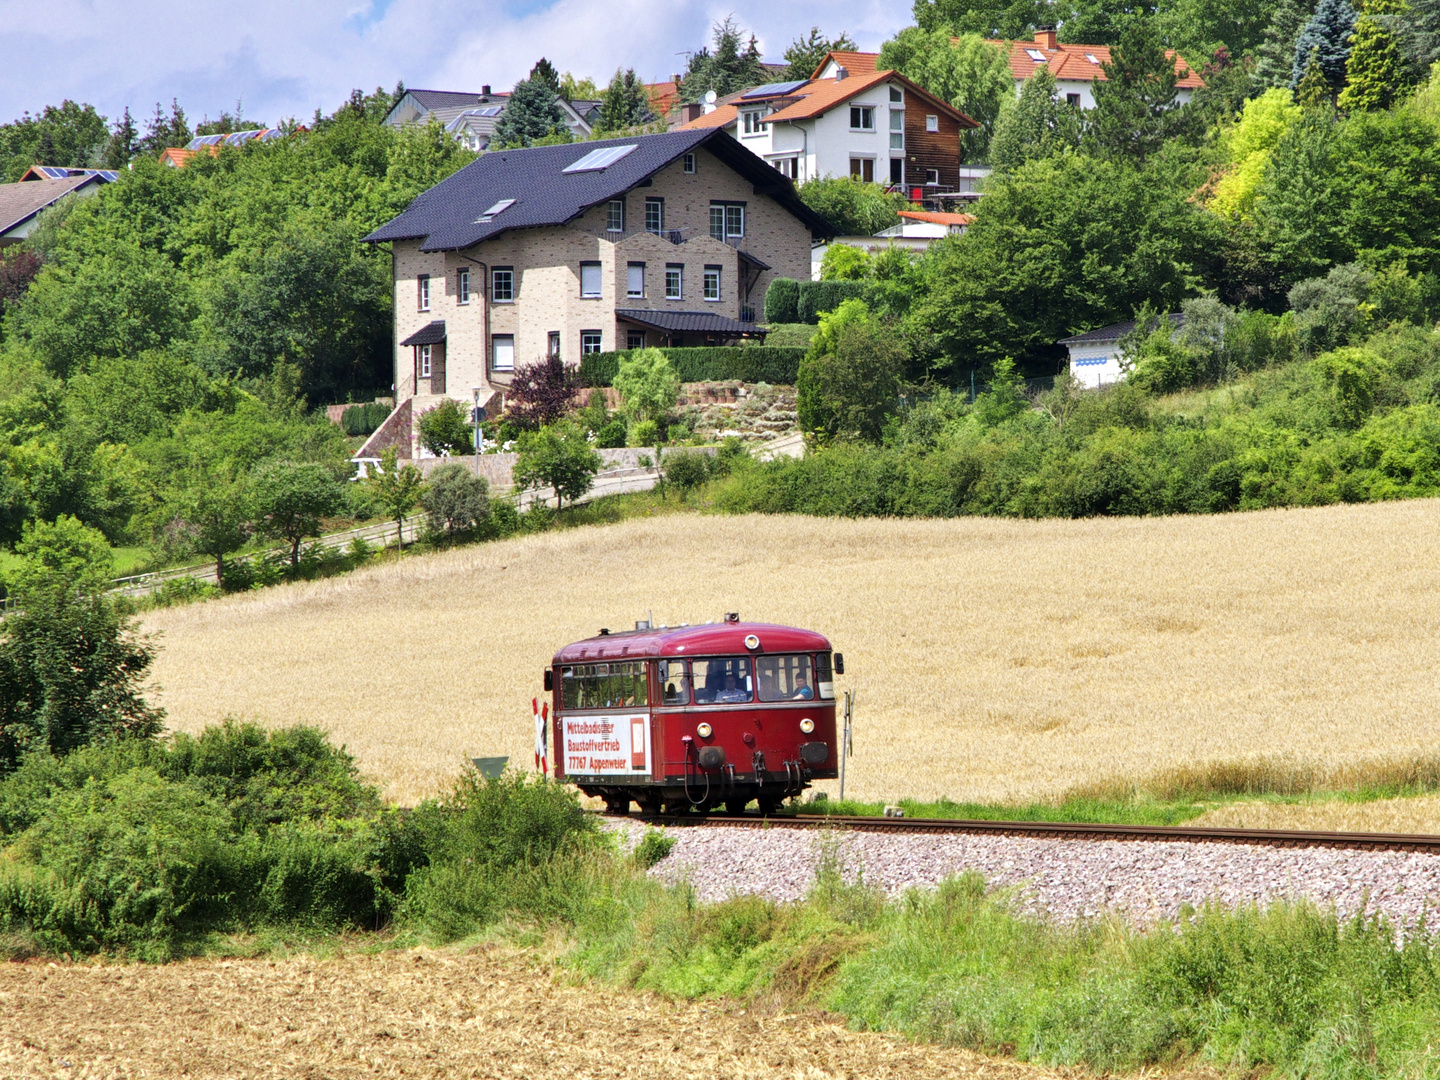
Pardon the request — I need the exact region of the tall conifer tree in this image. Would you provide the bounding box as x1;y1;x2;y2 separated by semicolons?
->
1290;0;1359;90
1338;0;1409;110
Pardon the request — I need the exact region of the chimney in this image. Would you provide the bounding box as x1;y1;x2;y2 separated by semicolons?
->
481;84;492;96
681;103;703;123
671;74;682;85
1035;28;1057;50
834;65;848;81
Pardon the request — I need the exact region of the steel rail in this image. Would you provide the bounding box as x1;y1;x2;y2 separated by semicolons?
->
624;813;1440;854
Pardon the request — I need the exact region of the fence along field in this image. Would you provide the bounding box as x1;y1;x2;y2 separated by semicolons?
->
143;500;1440;816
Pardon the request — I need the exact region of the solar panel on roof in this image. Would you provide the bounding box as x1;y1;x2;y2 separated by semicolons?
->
741;79;807;99
561;144;639;173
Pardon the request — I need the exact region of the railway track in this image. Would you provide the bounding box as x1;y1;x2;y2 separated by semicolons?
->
625;813;1440;854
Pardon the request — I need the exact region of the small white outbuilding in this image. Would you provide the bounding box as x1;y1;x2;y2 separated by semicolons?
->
1058;313;1184;389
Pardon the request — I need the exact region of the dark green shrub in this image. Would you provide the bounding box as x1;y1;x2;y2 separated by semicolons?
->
579;348;805;388
663;449;712;493
634;830;676;868
796;280;868;324
404;770;597;939
341;402;392;436
419;463;490;535
596;418;628;448
764;277;801;323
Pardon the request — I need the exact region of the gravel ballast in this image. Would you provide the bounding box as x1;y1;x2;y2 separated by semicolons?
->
612;822;1440;927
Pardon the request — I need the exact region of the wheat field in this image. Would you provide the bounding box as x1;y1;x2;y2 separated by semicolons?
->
143;500;1440;809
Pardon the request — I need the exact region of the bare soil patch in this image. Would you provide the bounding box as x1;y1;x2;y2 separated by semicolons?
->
0;947;1086;1080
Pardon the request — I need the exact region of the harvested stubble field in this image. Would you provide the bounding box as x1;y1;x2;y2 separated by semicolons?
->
144;500;1440;814
0;947;1088;1080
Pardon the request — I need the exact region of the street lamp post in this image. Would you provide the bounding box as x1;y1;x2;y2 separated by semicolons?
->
472;387;483;474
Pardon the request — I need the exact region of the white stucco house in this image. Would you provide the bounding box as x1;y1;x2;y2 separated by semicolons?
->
679;56;976;190
1059;314;1185;389
998;30;1203;110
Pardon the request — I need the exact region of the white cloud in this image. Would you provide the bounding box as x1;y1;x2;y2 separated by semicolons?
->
0;0;910;129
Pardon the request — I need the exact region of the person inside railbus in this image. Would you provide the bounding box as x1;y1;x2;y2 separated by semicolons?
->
716;672;748;703
790;665;814;700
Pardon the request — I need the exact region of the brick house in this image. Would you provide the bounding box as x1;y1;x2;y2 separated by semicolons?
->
679;59;977;192
359;128;831;459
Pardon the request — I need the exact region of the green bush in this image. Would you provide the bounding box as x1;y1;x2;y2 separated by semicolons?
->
763;277;801;323
0;723;419;957
595;418;628;448
662;449;712;492
340;402;392;437
578;347;806;388
633;830;676;868
796;280;869;324
403;770;597;939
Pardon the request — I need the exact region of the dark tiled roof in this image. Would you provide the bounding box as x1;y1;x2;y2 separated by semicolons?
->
399;320;446;346
1058;313;1184;345
616;309;765;335
363;129;833;252
0;174;98;234
404;89;504;110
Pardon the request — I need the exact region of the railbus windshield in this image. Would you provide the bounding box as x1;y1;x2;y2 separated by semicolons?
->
654;654;835;705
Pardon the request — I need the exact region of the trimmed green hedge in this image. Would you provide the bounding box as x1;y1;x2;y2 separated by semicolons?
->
762;278;870;324
578;347;806;388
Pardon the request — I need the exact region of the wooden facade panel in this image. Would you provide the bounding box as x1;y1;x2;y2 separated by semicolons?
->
902;91;965;187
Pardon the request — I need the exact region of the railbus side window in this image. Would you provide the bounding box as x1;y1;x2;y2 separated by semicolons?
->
659;659;690;705
691;657;753;704
816;653;835;699
562;662;650;709
755;654;817;701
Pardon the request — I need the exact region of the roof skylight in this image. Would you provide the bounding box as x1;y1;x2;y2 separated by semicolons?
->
1085;53;1101;63
476;198;516;222
1025;48;1048;61
562;144;639;173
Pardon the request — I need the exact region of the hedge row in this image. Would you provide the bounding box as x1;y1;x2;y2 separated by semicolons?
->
762;278;868;324
578;346;806;388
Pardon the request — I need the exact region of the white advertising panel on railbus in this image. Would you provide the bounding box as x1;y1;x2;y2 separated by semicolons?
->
563;713;650;776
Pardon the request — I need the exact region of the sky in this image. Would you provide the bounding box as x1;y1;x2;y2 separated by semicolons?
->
0;0;912;130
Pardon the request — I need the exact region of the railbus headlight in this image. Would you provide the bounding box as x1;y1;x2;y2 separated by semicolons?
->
799;718;815;734
697;722;713;738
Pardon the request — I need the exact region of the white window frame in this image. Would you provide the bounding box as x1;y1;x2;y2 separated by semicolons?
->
418;343;432;377
491;334;514;372
457;266;470;304
627;261;645;298
849;157;875;183
889;109;904;151
547;331;561;358
665;264;682;300
771;156;798;180
849;105;875;131
683;153;696;173
417;274;430;312
606;199;624;233
645;198;664;234
703;266;721;302
889;86;903;103
926;168;940;186
742;110;768;136
580;330;603;354
579;261;602;298
492;266;514;303
925;114;939;132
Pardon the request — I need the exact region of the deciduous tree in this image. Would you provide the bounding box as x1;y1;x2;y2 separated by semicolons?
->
367;448;426;548
797;299;905;444
419;463;490;535
253;461;342;567
513;421;602;510
417;399;474;456
505;355;578;430
878;28;1015;160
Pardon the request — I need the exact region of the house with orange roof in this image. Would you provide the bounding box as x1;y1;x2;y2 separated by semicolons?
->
811;33;1203;115
997;29;1203;109
678;65;977;191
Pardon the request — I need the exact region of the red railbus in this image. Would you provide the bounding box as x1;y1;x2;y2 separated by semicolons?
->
547;614;842;814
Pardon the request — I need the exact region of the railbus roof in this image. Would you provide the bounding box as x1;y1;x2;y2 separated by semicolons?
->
553;622;831;664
